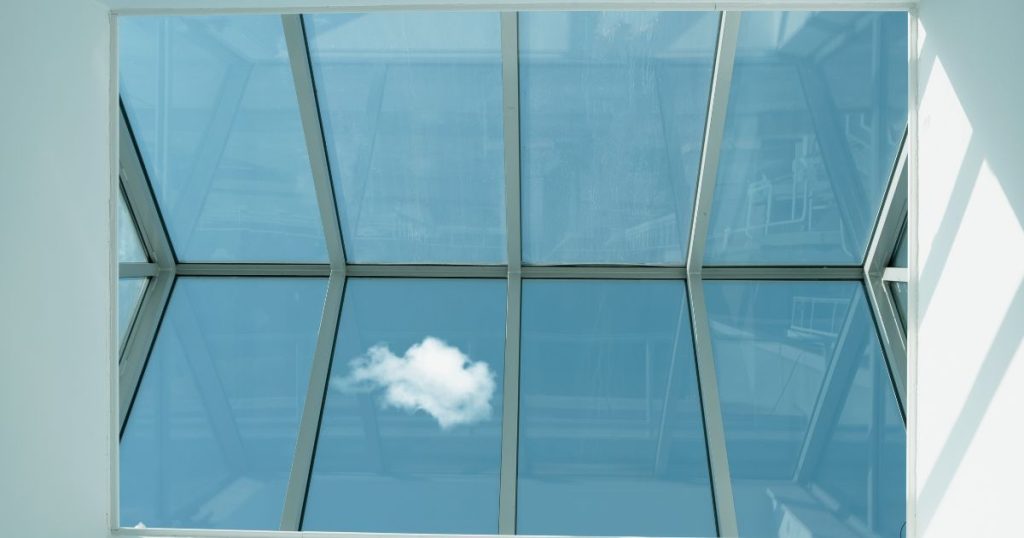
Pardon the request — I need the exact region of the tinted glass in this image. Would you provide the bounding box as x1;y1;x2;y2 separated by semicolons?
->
304;278;506;533
118;192;148;263
518;280;716;537
705;281;905;537
118;277;148;344
305;13;506;264
520;12;718;265
706;12;908;265
119;16;327;262
120;277;327;529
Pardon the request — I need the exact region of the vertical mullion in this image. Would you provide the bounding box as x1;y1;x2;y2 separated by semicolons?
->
687;11;741;538
499;11;522;536
280;270;346;531
282;14;347;269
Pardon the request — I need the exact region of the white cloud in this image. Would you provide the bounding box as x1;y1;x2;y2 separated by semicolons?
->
331;336;495;429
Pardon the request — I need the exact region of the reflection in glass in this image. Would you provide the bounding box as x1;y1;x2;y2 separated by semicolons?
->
705;281;905;537
706;12;908;265
520;12;718;264
120;278;327;529
118;192;148;263
119;16;327;262
304;278;506;533
305;13;506;264
118;277;148;345
518;280;716;537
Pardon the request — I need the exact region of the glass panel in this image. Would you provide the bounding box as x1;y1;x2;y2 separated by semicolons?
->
706;12;908;265
705;281;905;537
304;278;506;533
305;13;505;264
520;12;718;265
118;277;148;344
518;280;716;537
891;280;908;327
892;223;908;268
118;192;148;263
119;16;327;262
120;277;327;529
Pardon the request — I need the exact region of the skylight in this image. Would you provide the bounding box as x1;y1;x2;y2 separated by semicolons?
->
116;9;910;538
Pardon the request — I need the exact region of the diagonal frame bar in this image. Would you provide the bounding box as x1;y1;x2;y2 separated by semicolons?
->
686;11;741;537
280;270;346;530
282;14;347;269
117;104;178;434
864;131;909;416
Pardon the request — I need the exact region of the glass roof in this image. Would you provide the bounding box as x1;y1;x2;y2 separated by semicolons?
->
118;11;906;267
519;12;717;264
306;13;507;264
116;9;909;538
120;16;327;262
706;12;907;265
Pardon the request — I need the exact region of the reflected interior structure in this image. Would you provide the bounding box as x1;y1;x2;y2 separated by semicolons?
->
116;9;909;538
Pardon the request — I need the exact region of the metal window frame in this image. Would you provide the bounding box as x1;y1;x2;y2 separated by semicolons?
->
113;4;913;537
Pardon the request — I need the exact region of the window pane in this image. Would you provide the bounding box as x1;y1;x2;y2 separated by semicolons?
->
120;277;327;529
520;12;718;265
305;13;506;264
706;12;908;265
118;192;148;263
705;281;905;537
518;280;715;537
119;16;327;262
118;277;148;344
304;278;506;533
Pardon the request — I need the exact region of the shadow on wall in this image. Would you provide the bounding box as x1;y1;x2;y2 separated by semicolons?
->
915;0;1024;533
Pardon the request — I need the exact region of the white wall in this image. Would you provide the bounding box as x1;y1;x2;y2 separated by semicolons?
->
0;1;113;537
914;0;1024;535
2;0;1024;537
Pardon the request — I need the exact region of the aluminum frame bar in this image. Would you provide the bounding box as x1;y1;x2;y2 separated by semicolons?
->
882;267;909;282
166;263;872;280
685;11;741;537
119;107;176;268
866;131;909;276
686;13;739;273
701;266;863;280
498;12;522;534
865;274;907;416
863;130;909;417
108;2;919;17
280;271;346;530
118;270;175;432
119;262;160;278
282;14;347;269
176;263;331;277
